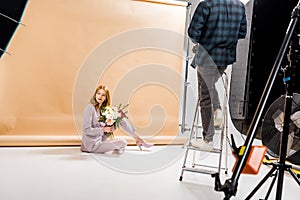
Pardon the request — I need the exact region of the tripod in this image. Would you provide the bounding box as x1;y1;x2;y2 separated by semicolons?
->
214;1;300;199
245;57;300;200
246;3;300;199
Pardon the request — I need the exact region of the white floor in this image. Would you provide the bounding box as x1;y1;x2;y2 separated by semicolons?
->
1;66;300;200
1;84;300;200
0;142;299;200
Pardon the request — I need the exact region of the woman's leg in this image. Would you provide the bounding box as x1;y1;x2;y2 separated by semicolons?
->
120;118;137;137
120;118;153;149
95;139;127;153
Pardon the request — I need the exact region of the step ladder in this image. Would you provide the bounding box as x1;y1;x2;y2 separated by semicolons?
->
179;73;230;181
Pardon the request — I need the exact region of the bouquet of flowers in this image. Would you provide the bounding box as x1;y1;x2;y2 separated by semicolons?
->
98;104;128;139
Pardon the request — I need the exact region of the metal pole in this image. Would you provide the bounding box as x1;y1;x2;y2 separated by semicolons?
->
179;2;192;134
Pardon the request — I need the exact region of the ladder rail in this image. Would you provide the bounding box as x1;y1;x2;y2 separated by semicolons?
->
179;73;230;181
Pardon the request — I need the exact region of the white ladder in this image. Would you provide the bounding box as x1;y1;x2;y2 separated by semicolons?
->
179;73;230;181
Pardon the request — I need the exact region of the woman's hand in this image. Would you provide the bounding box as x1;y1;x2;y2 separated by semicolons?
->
103;126;114;133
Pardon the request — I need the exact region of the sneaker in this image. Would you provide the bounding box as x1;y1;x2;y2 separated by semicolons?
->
214;109;223;128
191;140;214;151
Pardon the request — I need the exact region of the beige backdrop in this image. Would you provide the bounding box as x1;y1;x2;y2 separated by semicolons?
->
0;0;186;146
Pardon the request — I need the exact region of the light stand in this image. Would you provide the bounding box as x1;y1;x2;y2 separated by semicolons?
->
179;1;192;134
245;27;300;199
213;1;300;199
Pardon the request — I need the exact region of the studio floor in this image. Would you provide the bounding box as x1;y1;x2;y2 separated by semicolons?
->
0;141;299;200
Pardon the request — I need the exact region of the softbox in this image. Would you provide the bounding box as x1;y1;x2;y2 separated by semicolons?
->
0;0;28;58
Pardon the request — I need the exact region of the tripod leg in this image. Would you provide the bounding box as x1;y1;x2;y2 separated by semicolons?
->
287;168;300;186
264;171;278;200
245;166;277;200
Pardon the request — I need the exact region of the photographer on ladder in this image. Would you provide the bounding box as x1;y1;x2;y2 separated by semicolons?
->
188;0;247;151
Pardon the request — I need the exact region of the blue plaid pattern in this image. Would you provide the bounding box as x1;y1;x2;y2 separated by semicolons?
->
188;0;247;67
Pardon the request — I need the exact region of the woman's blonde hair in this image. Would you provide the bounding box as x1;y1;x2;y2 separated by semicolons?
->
90;85;111;109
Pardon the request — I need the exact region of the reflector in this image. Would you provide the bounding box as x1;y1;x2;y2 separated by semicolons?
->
261;93;300;164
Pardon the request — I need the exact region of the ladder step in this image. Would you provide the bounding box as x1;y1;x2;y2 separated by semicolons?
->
193;163;227;171
182;167;217;175
192;125;202;128
187;146;221;153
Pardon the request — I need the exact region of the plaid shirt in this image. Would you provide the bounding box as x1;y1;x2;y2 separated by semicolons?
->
188;0;247;67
